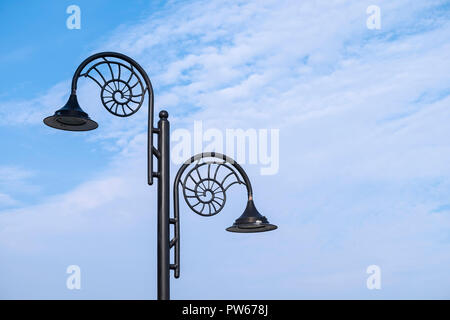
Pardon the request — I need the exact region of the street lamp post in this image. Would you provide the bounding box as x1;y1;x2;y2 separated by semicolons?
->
43;52;277;300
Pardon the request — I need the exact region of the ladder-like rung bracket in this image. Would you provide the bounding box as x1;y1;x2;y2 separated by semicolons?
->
152;172;160;178
170;237;178;248
152;146;160;158
170;264;178;270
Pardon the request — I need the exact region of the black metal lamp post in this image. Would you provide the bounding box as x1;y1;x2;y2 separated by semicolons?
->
43;52;277;300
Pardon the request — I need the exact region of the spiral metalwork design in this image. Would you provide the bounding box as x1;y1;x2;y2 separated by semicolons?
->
80;58;145;117
182;160;245;216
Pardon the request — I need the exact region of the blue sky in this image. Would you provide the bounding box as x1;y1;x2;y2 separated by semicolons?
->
1;0;450;299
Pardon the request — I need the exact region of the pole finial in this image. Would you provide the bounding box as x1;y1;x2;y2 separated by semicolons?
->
159;110;169;119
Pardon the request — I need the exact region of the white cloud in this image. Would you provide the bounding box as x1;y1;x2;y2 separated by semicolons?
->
0;166;38;209
0;193;18;207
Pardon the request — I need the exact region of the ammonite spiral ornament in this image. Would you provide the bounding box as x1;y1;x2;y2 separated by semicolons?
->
80;58;145;117
182;160;245;216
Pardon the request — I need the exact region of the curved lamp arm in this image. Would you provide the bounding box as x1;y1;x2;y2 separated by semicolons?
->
59;52;156;185
171;152;276;279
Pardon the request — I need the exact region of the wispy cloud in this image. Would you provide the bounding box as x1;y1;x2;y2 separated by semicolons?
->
0;166;38;209
0;192;18;207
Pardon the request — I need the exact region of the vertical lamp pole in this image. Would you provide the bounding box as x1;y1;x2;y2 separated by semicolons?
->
43;52;277;300
157;110;170;300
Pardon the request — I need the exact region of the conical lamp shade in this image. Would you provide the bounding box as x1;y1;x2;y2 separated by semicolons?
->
226;199;277;233
43;94;98;131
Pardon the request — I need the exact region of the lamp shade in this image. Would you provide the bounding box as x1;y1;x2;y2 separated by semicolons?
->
226;199;277;233
43;94;98;131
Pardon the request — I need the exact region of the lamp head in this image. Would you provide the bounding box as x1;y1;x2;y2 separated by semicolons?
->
43;94;98;131
226;199;277;233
